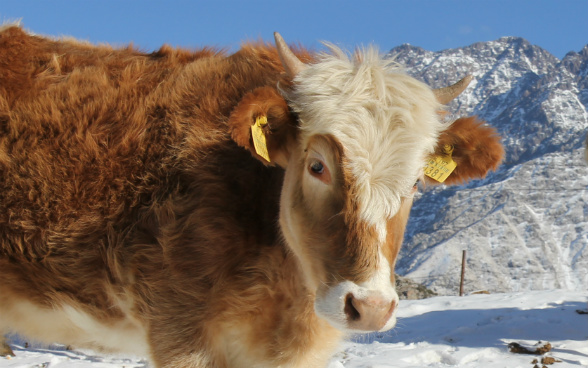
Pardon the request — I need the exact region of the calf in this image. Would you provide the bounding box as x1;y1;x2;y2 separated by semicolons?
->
0;25;504;367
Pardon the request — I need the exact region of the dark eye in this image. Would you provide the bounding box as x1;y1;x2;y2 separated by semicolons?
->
413;179;420;187
310;161;324;175
308;159;332;184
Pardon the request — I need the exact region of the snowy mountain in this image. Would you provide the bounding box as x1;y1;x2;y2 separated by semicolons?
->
390;38;588;295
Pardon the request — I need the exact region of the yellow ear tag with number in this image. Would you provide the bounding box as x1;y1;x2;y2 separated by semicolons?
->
251;116;271;162
424;145;457;183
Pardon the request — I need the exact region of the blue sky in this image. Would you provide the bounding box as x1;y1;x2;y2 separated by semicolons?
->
1;0;587;59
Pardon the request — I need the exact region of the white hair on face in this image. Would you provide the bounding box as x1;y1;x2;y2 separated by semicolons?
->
285;44;444;239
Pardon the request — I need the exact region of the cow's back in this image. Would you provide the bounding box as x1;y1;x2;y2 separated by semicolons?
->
0;25;289;355
0;26;200;260
0;25;204;350
0;25;216;103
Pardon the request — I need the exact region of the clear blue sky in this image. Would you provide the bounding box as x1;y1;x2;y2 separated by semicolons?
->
1;0;586;59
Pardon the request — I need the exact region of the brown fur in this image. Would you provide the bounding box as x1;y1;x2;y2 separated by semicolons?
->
228;86;298;167
426;116;504;186
0;25;318;366
0;25;503;367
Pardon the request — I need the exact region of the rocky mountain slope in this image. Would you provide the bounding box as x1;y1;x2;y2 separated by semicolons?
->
389;38;588;295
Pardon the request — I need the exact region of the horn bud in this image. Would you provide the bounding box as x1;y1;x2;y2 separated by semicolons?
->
274;32;306;77
434;75;473;104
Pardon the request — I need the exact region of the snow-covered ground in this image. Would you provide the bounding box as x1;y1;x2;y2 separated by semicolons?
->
2;290;586;368
331;290;588;368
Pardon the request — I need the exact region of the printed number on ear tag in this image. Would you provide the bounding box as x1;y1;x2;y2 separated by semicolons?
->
424;145;457;183
251;116;271;162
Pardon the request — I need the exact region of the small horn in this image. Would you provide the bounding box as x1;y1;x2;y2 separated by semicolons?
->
274;32;306;77
434;75;473;104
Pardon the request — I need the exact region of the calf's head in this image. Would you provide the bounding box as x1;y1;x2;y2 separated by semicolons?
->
229;33;503;332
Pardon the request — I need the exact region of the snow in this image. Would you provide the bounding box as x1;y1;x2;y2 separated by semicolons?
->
331;290;588;368
2;290;586;368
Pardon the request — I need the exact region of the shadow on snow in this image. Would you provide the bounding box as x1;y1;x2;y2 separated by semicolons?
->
353;300;588;359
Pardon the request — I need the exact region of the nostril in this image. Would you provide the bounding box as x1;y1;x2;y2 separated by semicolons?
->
343;293;396;331
344;293;360;321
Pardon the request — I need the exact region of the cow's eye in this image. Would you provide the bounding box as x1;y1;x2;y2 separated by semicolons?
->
310;161;324;175
308;159;332;184
413;179;420;188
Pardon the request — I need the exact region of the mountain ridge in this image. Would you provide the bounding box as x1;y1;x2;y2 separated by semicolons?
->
389;37;588;295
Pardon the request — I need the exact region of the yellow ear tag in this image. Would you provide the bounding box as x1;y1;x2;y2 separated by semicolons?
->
251;116;271;162
424;144;457;183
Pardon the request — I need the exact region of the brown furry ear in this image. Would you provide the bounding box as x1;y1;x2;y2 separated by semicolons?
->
228;86;297;167
425;116;504;186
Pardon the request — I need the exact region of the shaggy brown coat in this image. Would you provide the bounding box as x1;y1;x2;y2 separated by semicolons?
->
0;25;503;367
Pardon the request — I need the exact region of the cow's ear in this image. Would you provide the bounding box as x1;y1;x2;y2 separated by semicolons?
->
228;86;298;168
425;116;504;186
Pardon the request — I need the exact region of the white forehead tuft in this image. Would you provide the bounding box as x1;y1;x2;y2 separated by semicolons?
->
285;44;444;231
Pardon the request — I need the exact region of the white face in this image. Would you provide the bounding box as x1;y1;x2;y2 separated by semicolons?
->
279;133;418;332
270;33;484;332
276;44;444;332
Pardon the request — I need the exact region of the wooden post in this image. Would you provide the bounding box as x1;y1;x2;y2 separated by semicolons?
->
459;250;466;296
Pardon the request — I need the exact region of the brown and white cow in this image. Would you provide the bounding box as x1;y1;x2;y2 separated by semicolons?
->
0;25;504;367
